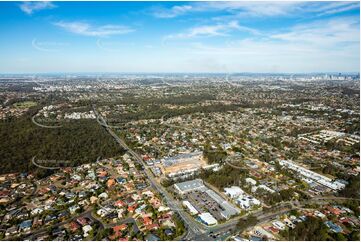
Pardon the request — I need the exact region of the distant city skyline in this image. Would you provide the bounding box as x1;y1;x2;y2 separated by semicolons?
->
0;1;359;73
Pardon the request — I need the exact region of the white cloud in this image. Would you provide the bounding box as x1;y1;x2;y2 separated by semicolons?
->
96;39;135;52
54;21;134;37
165;21;259;40
32;38;69;52
319;3;359;16
152;5;193;18
19;1;56;15
152;1;359;19
309;2;360;16
207;1;302;17
175;16;360;72
183;40;359;73
271;16;360;46
214;1;360;18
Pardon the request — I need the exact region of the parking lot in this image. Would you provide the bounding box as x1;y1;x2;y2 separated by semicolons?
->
187;190;226;221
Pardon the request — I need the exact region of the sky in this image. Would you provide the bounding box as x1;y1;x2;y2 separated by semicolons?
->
0;1;359;73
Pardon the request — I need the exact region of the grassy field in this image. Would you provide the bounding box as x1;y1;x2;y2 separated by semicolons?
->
13;101;37;108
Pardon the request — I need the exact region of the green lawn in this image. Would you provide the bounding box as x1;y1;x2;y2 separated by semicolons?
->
13;101;37;108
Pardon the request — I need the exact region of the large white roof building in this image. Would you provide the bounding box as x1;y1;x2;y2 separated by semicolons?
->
198;212;218;226
279;159;345;191
224;186;244;199
174;179;206;195
182;200;198;215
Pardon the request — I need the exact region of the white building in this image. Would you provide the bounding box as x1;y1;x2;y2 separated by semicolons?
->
253;226;275;240
174;179;206;195
69;205;80;214
198;212;218;226
82;225;93;237
245;178;257;186
207;189;240;219
236;195;261;210
314;210;326;219
257;184;275;193
97;208;110;218
224;186;244;199
279;160;345;191
224;186;260;211
272;221;286;230
182;200;199;215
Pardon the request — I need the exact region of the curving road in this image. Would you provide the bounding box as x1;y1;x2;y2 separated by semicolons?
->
31;115;62;129
31;156;63;170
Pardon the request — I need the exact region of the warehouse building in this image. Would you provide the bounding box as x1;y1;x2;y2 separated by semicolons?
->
174;179;206;195
198;212;218;226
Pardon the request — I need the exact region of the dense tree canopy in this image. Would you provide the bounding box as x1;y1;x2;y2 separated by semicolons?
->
338;175;360;199
200;166;245;189
203;144;227;164
237;215;258;231
281;217;330;241
0;113;123;177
